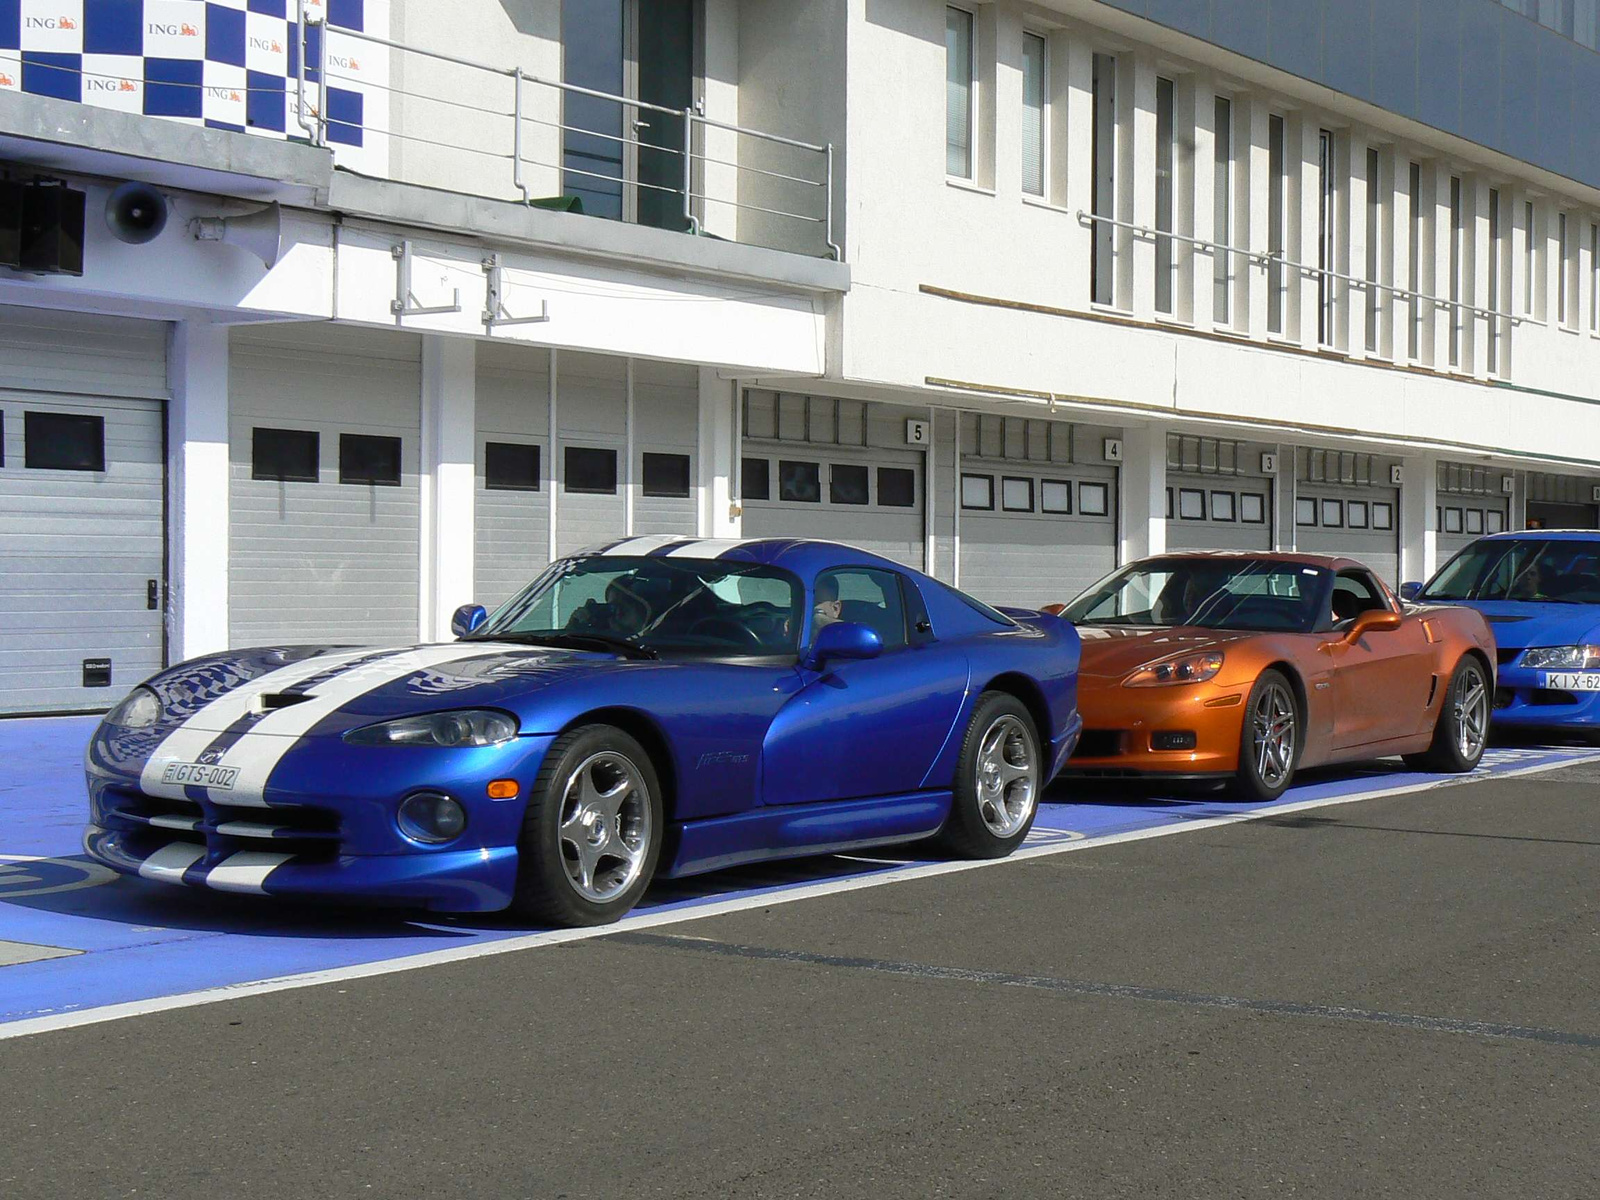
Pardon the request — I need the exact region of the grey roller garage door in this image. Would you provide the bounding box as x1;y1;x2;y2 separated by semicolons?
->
0;306;168;715
1437;463;1511;563
1526;472;1599;531
1165;435;1275;553
956;413;1117;610
1293;449;1400;584
741;390;925;569
632;359;698;539
476;342;551;609
230;324;422;648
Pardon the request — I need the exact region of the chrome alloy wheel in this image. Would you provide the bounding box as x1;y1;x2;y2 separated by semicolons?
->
557;751;652;903
1252;680;1297;789
975;714;1039;837
1451;664;1490;762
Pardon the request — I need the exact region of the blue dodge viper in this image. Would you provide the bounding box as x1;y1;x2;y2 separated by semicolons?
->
84;537;1082;926
1405;530;1600;736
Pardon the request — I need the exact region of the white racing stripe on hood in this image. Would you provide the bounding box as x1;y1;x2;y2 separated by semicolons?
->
177;644;524;808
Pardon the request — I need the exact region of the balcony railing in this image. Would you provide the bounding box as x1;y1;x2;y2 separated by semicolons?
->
294;1;839;260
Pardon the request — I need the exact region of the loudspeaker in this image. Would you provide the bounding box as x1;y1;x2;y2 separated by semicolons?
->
20;182;86;275
104;181;169;245
190;202;282;268
0;180;21;268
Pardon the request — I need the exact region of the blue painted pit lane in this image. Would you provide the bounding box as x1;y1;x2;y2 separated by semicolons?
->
2;715;1597;1034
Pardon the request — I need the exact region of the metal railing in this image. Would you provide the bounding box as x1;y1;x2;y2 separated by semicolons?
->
294;2;839;259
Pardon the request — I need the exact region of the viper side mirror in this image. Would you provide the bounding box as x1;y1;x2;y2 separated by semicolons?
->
451;604;488;637
1399;582;1423;602
801;622;882;672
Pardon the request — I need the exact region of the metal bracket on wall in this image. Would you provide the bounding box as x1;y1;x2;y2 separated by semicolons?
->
390;240;462;317
481;254;549;330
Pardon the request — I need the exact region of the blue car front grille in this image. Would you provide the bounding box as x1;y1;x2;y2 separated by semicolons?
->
103;786;342;862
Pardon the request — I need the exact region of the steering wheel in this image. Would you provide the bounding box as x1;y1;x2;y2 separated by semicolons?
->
688;616;765;650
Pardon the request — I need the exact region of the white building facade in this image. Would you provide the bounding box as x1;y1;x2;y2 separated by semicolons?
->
2;0;1599;714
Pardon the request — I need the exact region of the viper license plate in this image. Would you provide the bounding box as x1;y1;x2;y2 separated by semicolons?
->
1540;672;1600;692
161;762;240;789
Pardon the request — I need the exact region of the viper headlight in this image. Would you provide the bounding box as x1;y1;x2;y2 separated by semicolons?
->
1519;645;1600;670
345;710;519;748
104;686;162;729
1125;651;1225;687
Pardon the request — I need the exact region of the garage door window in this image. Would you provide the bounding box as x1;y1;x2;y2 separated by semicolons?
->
961;473;994;510
642;452;690;498
253;427;319;482
1372;502;1394;530
1320;499;1344;527
1178;488;1205;520
1347;500;1368;528
485;442;541;491
1466;509;1484;534
1043;480;1073;514
1001;477;1034;512
742;457;770;501
779;460;821;502
1080;482;1109;516
24;411;104;472
1487;510;1505;533
1296;498;1317;526
565;446;618;494
1442;507;1463;534
830;463;869;505
878;467;916;508
815;567;908;650
1211;492;1235;522
1240;492;1266;524
339;433;402;486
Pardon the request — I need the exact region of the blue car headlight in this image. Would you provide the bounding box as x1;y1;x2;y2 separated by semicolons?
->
104;686;162;729
344;709;519;748
1520;645;1600;670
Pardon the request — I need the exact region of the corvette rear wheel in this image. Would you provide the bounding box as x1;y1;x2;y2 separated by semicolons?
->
1231;669;1300;801
1404;656;1489;774
936;691;1041;859
511;724;662;927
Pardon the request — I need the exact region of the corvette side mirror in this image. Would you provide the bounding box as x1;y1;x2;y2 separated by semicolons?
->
801;621;882;671
1345;609;1402;643
451;604;488;638
1399;582;1423;602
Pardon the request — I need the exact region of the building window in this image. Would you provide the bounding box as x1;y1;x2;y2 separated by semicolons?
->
1449;176;1463;368
1296;497;1317;526
1078;481;1109;516
564;446;618;494
1524;199;1538;318
338;433;401;486
1154;76;1176;316
1592;222;1600;335
25;411;105;472
961;472;994;510
1560;211;1579;329
1042;479;1072;514
779;459;821;502
252;427;319;483
1268;114;1287;336
742;457;770;501
1240;493;1266;524
1001;476;1034;512
878;466;916;508
642;451;690;498
1021;32;1046;197
1318;129;1336;347
1091;52;1117;306
1408;162;1423;361
1488;189;1504;375
1365;147;1381;354
1178;488;1206;520
945;7;974;179
1214;95;1232;325
830;462;869;505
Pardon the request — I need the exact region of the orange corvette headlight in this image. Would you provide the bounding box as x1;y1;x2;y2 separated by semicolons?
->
1125;651;1225;687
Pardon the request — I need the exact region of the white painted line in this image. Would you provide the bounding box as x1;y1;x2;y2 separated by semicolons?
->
4;750;1598;1042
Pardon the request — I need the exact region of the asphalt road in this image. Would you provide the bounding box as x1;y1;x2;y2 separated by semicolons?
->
2;765;1597;1199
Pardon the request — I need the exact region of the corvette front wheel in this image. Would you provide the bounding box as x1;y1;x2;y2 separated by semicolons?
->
512;724;662;927
1231;669;1300;801
936;691;1042;858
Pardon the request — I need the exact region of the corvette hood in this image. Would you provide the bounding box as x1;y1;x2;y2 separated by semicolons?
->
135;641;656;737
1442;601;1600;651
1073;625;1250;680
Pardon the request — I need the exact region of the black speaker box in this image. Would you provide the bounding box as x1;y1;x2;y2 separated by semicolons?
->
20;182;86;275
0;180;21;268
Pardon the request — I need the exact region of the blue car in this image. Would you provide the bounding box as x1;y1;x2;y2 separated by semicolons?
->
1403;530;1600;737
84;537;1082;926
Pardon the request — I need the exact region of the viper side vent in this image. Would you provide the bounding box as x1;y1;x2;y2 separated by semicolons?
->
258;692;314;711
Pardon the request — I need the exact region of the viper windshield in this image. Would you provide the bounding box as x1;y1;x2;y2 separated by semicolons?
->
470;556;805;657
1063;558;1329;632
1423;539;1600;603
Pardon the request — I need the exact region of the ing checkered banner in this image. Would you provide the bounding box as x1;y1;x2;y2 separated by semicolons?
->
0;0;390;176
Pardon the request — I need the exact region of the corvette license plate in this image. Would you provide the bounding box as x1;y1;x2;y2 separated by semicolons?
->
161;762;240;790
1540;672;1600;692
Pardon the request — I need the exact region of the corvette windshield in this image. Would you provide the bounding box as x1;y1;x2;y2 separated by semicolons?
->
1423;539;1600;603
471;556;804;657
1063;559;1329;632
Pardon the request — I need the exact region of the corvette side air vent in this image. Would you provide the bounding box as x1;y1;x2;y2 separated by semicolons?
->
258;692;314;711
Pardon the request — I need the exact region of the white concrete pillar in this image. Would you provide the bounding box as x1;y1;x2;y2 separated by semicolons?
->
419;335;476;641
697;367;739;537
1399;454;1438;587
168;321;231;660
1119;421;1166;564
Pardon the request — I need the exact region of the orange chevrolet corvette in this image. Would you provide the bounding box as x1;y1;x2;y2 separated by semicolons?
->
1048;553;1497;799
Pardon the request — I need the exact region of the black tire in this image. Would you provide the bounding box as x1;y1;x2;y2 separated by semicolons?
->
510;724;663;927
1403;656;1490;774
1230;669;1301;802
936;691;1042;859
